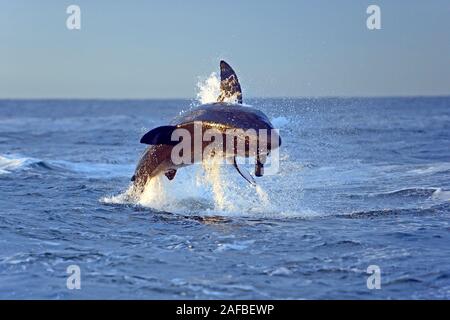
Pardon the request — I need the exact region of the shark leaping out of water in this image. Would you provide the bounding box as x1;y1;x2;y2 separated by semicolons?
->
131;61;281;193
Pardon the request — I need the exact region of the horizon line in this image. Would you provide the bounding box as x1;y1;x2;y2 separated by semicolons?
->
1;94;450;101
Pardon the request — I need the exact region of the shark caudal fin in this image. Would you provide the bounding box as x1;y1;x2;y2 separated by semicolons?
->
217;60;243;104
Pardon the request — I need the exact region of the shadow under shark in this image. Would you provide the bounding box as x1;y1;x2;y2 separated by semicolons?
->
131;61;281;192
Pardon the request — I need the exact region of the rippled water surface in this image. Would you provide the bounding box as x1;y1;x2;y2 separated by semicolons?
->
0;98;449;299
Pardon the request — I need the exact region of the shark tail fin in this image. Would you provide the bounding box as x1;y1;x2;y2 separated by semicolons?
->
217;60;243;104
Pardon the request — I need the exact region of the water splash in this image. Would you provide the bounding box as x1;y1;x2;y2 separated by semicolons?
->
196;72;221;104
196;72;240;105
102;157;278;217
255;185;270;207
200;155;236;211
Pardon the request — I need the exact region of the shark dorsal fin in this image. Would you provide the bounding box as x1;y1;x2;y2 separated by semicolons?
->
217;60;243;104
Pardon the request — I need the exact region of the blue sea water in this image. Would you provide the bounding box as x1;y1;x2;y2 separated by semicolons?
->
0;97;449;299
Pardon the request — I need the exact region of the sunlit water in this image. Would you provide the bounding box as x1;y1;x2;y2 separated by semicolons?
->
0;97;449;299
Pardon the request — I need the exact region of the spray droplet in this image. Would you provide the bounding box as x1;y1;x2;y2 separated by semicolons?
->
196;73;221;104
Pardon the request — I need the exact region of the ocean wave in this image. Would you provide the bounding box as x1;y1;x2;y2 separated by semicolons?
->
409;162;450;175
0;115;132;133
343;202;449;219
347;187;450;203
369;187;443;198
0;155;38;174
431;188;450;202
0;154;133;178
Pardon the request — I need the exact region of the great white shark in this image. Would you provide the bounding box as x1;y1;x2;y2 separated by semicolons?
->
131;61;281;192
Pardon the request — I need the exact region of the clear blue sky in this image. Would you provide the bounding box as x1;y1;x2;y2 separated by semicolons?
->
1;0;449;98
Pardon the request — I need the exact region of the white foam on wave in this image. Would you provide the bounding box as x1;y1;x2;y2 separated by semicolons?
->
0;155;36;174
409;162;450;175
0;153;133;178
431;188;450;202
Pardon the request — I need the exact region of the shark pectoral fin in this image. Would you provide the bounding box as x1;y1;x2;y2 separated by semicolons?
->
164;169;177;181
217;60;243;104
140;125;178;145
233;157;256;186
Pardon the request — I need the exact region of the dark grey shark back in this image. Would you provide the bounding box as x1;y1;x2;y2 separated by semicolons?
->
172;103;273;131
